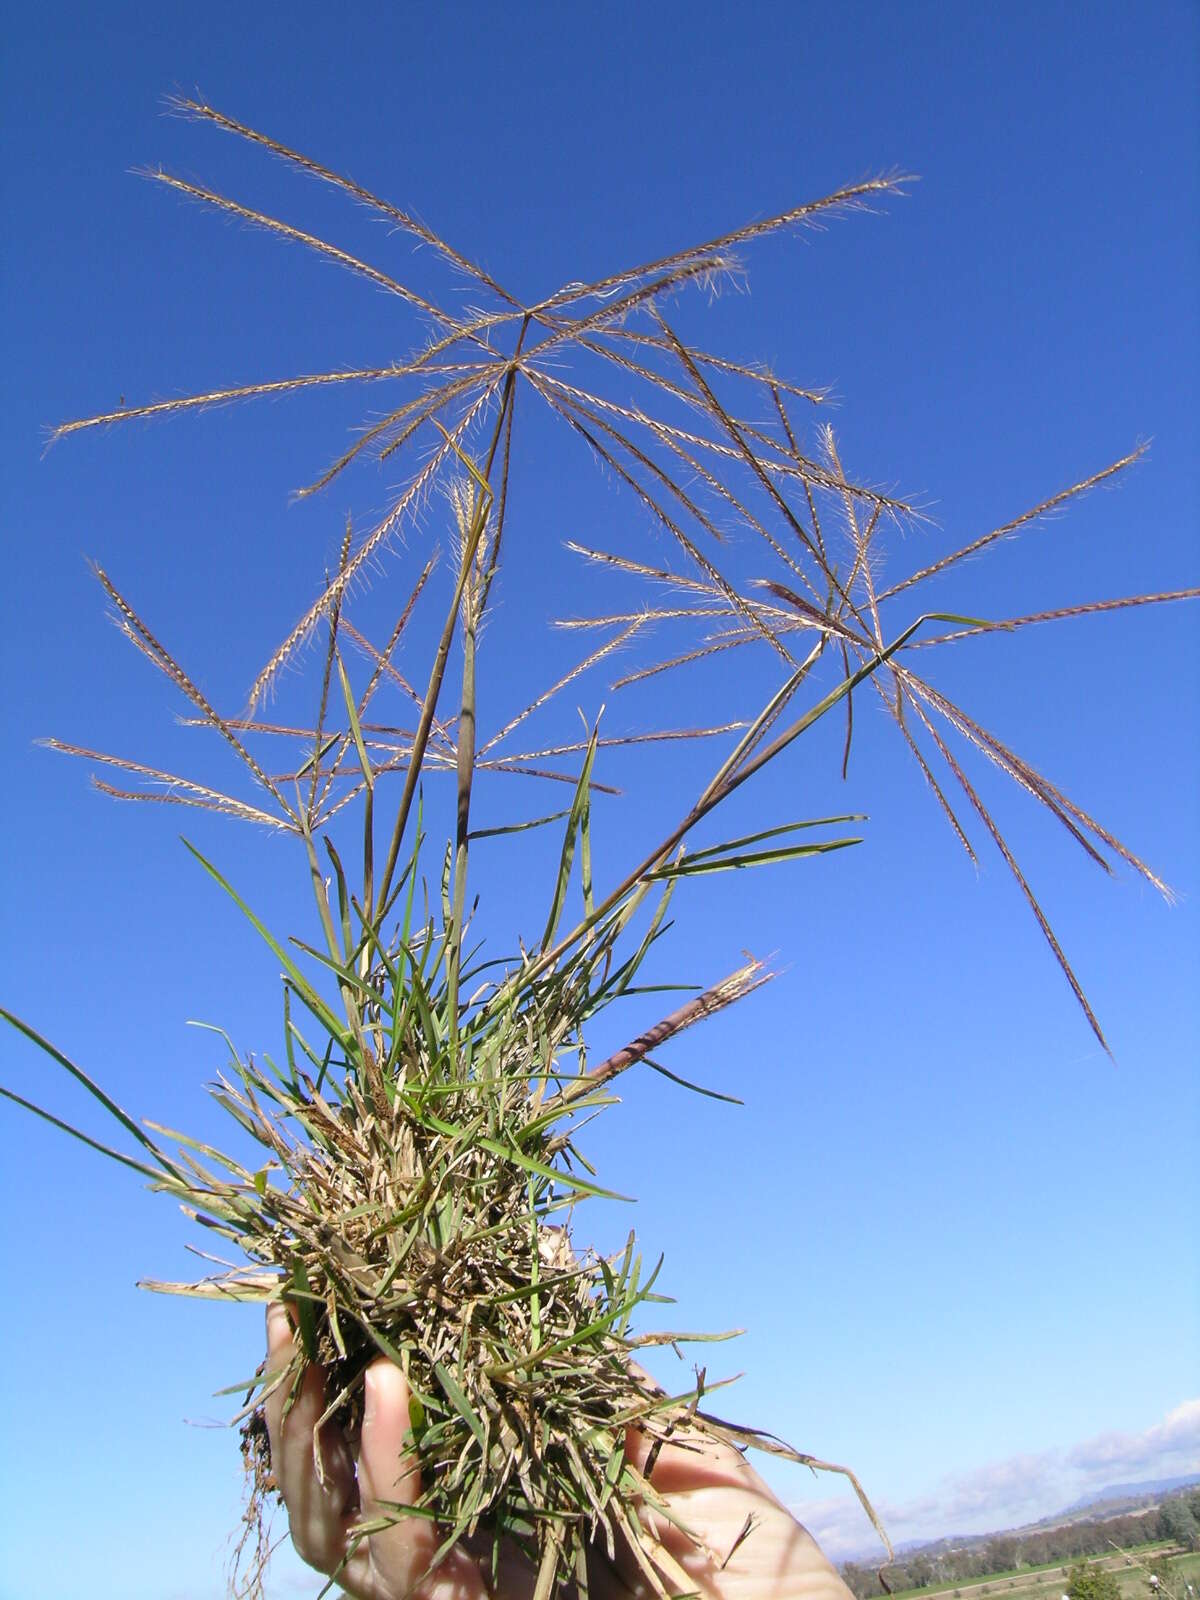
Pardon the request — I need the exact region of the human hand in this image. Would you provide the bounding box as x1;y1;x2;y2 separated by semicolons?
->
264;1303;855;1599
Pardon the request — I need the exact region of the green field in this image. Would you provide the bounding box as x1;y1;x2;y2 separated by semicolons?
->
881;1546;1198;1600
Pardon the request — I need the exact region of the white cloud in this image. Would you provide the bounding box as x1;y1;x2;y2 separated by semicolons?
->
935;1452;1062;1524
1066;1399;1200;1477
791;1398;1200;1562
792;1494;894;1561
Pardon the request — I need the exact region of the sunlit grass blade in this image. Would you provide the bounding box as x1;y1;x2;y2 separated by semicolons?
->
541;727;599;952
0;1084;176;1183
181;839;351;1047
0;1007;182;1177
641;1056;744;1105
648;835;860;877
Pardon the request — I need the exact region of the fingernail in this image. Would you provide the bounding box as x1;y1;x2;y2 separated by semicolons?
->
266;1301;294;1350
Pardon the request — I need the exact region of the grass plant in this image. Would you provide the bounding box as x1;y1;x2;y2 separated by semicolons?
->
4;99;1197;1598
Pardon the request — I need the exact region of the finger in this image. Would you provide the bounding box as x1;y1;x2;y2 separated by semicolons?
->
263;1303;357;1575
624;1362;753;1490
621;1422;852;1599
349;1360;441;1595
347;1358;490;1600
625;1420;773;1496
616;1424;770;1589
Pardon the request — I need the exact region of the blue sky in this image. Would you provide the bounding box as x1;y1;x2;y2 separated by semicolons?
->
1;3;1197;1595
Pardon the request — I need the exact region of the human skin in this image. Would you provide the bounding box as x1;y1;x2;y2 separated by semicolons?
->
265;1304;857;1600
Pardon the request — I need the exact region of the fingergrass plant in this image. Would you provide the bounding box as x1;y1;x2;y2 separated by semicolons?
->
5;100;1196;1598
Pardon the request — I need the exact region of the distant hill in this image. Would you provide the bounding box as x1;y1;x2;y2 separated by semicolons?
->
941;1472;1200;1542
1061;1475;1200;1515
839;1473;1200;1566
